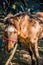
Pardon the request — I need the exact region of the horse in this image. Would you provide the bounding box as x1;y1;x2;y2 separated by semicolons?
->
3;12;43;65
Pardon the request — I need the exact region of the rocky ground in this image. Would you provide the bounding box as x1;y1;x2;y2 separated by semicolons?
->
0;44;43;65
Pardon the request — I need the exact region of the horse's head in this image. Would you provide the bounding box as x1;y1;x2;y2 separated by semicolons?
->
3;25;18;52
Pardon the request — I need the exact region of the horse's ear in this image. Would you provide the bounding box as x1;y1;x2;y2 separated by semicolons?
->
7;13;14;18
3;13;14;23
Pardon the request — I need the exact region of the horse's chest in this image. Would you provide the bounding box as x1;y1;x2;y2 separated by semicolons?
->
20;22;28;38
20;27;28;38
19;36;30;45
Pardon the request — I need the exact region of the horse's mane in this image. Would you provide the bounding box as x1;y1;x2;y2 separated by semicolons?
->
4;11;43;24
4;11;31;20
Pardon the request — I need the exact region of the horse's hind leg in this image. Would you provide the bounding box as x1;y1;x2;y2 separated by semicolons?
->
28;43;36;65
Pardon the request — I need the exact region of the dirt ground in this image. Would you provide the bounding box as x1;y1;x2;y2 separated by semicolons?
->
0;43;43;65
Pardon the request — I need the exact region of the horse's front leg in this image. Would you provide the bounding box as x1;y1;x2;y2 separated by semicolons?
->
33;42;41;65
28;43;36;65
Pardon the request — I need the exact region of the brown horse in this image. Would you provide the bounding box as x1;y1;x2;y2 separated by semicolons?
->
3;12;43;65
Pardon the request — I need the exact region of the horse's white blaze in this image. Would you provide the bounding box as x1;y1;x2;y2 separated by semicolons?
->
8;26;15;32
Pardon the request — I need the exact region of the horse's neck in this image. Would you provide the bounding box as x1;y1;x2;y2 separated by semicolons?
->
14;18;21;32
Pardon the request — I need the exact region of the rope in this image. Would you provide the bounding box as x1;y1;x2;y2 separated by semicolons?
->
5;43;18;65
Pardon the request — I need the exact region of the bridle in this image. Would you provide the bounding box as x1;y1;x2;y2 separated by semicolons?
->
3;35;18;44
3;26;18;44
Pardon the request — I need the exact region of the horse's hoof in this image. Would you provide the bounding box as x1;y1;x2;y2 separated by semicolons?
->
37;56;42;60
32;59;36;65
39;56;42;59
37;57;42;65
